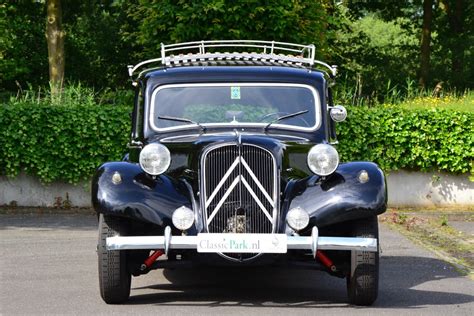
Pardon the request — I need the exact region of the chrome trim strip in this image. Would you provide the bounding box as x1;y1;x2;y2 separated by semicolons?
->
200;142;234;232
149;83;322;133
160;133;310;143
288;236;378;252
205;157;240;208
164;226;171;256
240;157;274;206
181;179;203;232
206;176;240;224
311;226;318;258
240;176;273;222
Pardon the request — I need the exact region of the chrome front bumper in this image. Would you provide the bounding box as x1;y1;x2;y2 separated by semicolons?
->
107;226;378;256
106;226;377;257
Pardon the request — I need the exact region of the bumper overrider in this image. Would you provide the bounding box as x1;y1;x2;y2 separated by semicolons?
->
106;226;377;257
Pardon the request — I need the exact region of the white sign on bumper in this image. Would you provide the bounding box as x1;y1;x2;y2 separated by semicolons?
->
197;233;287;253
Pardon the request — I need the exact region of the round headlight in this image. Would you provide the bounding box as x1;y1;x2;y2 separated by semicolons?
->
307;144;339;176
286;207;310;231
139;143;171;175
172;206;195;231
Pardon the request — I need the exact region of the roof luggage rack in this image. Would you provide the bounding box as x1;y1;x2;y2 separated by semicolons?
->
128;40;337;79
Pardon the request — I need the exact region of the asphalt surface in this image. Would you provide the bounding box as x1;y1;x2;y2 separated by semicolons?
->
451;221;474;236
1;214;473;315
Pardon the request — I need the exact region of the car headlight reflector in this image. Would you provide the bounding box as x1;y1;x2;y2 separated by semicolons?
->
307;144;339;176
139;143;171;175
286;207;310;231
172;206;195;231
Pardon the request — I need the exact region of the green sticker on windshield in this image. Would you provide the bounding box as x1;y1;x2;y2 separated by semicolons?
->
230;86;241;99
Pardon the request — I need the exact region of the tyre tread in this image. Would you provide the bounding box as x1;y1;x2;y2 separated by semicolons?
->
347;216;379;306
98;214;131;304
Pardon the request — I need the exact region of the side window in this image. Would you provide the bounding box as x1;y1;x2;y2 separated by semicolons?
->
327;87;337;141
131;86;144;140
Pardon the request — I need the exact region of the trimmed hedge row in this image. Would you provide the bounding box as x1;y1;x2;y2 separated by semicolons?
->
0;102;472;183
0;102;130;183
338;106;473;174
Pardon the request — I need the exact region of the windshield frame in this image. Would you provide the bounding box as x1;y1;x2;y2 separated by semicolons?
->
148;83;321;133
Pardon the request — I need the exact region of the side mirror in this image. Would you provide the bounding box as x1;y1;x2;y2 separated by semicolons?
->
329;105;347;122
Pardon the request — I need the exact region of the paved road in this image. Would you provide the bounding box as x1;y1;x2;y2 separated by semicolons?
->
1;214;473;315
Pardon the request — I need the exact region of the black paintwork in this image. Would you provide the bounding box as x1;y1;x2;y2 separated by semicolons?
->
137;66;330;143
92;131;386;232
92;64;387;258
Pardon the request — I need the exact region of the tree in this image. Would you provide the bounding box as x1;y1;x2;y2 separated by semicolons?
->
0;2;48;93
344;0;474;91
126;0;328;60
62;1;135;88
326;3;419;103
45;0;65;96
419;0;433;88
438;0;472;88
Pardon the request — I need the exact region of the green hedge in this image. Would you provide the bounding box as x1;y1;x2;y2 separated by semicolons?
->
338;106;473;174
0;102;131;183
0;102;472;183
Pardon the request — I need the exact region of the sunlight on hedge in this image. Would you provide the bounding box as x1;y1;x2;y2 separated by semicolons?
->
395;92;474;113
337;105;474;175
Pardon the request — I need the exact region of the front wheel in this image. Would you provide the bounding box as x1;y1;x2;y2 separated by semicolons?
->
98;214;131;304
346;216;379;306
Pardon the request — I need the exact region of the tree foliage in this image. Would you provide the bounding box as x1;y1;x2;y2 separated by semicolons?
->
0;2;48;91
125;0;328;60
327;8;420;102
335;0;474;97
62;0;134;87
0;0;134;93
0;0;472;99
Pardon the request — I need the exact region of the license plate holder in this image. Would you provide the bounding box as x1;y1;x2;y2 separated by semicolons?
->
197;233;287;253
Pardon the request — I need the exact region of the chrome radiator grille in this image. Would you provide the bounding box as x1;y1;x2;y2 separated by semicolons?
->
202;144;277;235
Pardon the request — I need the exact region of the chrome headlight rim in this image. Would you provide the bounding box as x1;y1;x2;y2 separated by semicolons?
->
139;143;171;175
286;207;310;231
172;206;195;231
329;105;348;122
307;144;339;176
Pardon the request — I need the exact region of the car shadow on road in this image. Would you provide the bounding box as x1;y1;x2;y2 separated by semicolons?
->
127;255;473;309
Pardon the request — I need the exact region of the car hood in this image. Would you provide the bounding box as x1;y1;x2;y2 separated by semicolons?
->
149;131;315;184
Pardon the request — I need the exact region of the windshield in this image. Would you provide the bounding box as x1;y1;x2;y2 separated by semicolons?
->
150;83;320;131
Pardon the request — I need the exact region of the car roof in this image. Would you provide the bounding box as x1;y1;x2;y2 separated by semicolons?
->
140;63;327;86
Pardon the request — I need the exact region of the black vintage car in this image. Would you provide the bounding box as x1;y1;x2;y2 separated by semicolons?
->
92;41;387;306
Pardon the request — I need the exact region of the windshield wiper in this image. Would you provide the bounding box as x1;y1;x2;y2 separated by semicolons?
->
264;110;309;131
158;115;206;132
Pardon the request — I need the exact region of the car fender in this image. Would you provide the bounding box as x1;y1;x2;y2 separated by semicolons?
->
281;162;387;230
91;162;197;231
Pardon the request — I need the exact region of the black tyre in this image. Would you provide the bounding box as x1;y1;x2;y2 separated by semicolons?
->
98;214;131;304
346;216;379;306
